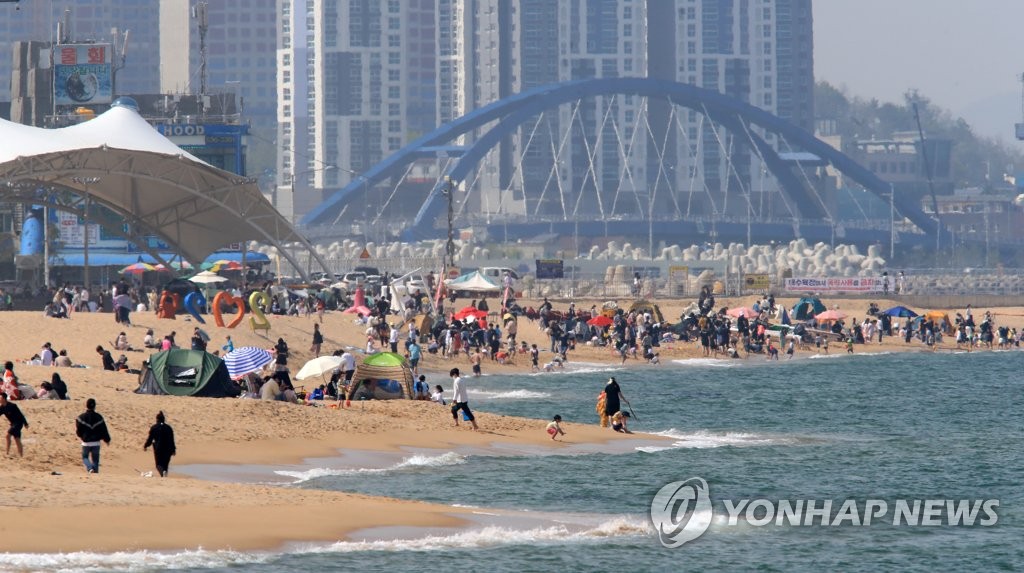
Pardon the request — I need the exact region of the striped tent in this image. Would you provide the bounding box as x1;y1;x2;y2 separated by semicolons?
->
348;352;414;400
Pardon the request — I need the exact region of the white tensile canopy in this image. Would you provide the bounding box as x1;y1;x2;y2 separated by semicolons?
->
0;99;328;275
445;270;501;293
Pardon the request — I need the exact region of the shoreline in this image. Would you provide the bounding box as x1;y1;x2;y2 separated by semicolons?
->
0;297;1014;556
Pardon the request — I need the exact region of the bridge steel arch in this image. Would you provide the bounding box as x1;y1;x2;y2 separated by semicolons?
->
302;78;940;244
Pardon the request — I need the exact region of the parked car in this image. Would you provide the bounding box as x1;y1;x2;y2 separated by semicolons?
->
339;271;367;291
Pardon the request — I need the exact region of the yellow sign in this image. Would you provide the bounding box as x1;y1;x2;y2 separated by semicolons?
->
668;265;689;283
744;273;770;291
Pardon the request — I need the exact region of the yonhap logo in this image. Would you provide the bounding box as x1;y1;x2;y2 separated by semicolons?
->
651;477;1000;549
650;477;713;547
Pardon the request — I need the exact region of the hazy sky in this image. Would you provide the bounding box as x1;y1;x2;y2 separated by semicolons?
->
814;0;1024;143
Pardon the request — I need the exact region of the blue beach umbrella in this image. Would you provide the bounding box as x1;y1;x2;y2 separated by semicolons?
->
223;346;274;380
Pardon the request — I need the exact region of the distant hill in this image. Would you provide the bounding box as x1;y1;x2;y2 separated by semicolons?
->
815;81;1024;190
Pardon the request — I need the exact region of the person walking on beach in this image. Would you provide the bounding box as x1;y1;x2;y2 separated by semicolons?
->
310;323;324;357
449;368;478;430
546;415;566;441
76;398;111;473
143;411;176;477
0;392;28;456
786;337;795;359
600;377;627;428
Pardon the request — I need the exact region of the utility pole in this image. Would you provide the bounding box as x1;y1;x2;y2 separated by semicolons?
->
889;183;895;261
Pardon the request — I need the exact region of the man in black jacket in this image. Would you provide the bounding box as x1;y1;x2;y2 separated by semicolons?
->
76;398;111;473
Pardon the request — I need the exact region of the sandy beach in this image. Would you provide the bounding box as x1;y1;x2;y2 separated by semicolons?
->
0;293;1017;553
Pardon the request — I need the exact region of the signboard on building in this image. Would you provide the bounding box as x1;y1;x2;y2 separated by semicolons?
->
784;277;885;294
57;211;99;247
535;259;564;279
54;44;113;106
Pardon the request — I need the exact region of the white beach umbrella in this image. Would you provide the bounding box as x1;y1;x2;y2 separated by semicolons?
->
189;270;228;284
295;356;344;381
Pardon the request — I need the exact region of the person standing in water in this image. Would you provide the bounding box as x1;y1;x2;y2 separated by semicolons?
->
600;377;627;428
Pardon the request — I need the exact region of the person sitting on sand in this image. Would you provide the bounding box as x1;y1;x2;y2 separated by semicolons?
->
50;373;68;400
611;411;632;433
259;374;282;401
413;375;430;400
35;381;59;400
96;346;116;371
114;354;130;372
546;415;566;441
2;362;21;400
55;349;73;367
431;384;446;405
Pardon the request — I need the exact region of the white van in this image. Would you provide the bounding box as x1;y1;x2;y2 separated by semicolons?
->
479;267;519;282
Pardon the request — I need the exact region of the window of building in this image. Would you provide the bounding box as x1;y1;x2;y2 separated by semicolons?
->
388;103;400;116
763;76;772;89
388;86;400;99
762;93;772;105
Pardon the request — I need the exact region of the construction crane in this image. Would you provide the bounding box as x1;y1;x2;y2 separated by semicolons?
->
1016;73;1024;140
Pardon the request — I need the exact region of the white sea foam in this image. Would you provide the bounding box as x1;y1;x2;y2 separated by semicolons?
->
275;452;468;483
670;358;742;367
0;517;651;569
0;548;274;572
324;516;652;552
474;389;551;400
636;429;803;452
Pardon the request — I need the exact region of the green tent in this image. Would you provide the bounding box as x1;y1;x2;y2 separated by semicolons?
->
135;349;238;398
791;297;826;321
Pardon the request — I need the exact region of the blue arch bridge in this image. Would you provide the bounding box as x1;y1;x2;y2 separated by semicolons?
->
302;77;962;252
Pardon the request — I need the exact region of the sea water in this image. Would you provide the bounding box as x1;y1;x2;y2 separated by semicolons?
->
5;351;1023;572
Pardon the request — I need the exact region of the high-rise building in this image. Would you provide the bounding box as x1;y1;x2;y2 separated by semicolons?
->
649;0;814;219
159;0;279;180
0;1;160;104
277;0;437;223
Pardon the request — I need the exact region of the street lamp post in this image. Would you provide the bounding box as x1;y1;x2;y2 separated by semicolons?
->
332;166;369;238
291;165;336;225
442;176;456;268
71;176;100;289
